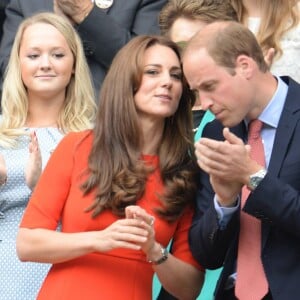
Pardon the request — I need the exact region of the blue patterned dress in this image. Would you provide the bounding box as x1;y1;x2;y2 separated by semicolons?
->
0;128;64;299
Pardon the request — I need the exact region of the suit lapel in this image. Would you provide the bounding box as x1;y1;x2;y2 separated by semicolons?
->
262;77;300;246
268;77;300;176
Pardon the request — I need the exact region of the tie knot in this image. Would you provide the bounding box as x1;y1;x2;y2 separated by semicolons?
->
248;119;263;139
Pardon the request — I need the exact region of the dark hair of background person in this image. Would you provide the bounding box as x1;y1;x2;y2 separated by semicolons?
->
159;0;238;37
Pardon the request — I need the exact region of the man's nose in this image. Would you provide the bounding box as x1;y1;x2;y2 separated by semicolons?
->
199;93;213;110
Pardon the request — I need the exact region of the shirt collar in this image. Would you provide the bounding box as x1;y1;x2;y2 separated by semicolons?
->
258;76;288;128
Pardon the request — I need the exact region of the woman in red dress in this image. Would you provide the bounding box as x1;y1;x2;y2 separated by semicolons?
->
17;35;204;300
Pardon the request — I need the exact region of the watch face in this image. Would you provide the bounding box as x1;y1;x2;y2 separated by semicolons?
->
95;0;114;9
249;169;267;190
250;176;261;189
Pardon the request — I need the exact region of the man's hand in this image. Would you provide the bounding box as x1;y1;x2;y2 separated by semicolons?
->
195;128;262;206
54;0;94;24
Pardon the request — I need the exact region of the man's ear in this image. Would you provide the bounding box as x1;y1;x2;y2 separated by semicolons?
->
235;54;253;78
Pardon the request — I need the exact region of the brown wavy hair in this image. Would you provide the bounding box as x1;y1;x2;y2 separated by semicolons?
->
82;35;198;221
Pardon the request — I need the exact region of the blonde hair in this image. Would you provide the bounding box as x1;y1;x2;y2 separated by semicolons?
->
230;0;299;58
0;12;96;147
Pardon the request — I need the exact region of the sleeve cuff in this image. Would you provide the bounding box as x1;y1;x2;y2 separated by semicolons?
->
214;195;240;229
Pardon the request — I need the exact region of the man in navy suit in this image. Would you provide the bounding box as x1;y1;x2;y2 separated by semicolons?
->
0;0;166;98
182;21;300;300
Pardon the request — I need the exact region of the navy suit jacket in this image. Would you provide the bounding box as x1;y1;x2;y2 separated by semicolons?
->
189;77;300;300
0;0;166;97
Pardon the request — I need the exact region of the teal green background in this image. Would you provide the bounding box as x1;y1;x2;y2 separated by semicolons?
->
152;268;222;300
152;110;221;300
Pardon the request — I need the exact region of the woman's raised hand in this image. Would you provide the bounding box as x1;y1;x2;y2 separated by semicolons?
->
25;131;42;190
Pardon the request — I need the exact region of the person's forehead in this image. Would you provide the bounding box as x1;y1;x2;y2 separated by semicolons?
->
183;49;222;88
144;44;180;66
183;46;209;61
183;47;215;73
20;23;68;49
170;18;207;43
